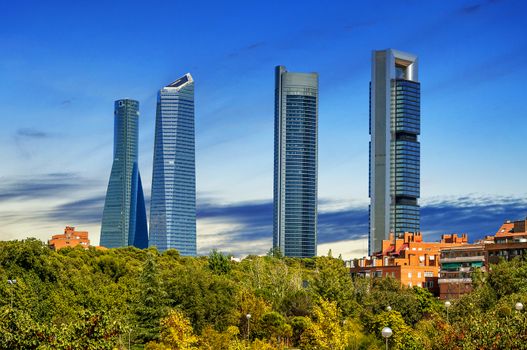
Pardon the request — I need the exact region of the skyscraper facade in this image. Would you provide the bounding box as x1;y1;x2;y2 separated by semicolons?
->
100;99;148;249
149;74;196;255
273;66;319;258
369;49;420;254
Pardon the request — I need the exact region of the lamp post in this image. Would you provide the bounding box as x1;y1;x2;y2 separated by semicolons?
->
445;301;451;323
246;313;251;340
128;328;132;350
515;302;523;312
7;279;17;309
381;327;392;350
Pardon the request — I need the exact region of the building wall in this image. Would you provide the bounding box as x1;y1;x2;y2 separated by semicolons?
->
273;66;319;258
149;74;197;256
438;244;485;300
439;282;474;300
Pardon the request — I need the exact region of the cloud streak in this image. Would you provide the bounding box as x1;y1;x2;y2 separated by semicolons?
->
16;128;50;138
195;195;527;257
0;173;82;201
1;181;525;258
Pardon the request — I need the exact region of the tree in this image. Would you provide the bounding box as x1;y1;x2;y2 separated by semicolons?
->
267;247;283;259
312;257;358;317
300;299;350;350
367;310;423;350
259;311;292;346
290;316;311;347
199;325;239;350
208;250;232;275
135;253;168;343
145;309;198;350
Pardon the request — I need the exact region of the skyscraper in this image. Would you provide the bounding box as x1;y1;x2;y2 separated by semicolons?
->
100;99;148;249
149;74;196;256
369;49;420;254
273;66;319;258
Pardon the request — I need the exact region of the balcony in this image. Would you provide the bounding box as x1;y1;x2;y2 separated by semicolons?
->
438;278;472;284
440;256;485;263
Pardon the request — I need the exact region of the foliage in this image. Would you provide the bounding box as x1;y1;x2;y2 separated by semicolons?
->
3;239;527;348
367;310;424;350
258;311;292;346
135;252;168;343
300;299;350;350
145;309;198;350
208;250;232;275
312;257;358;317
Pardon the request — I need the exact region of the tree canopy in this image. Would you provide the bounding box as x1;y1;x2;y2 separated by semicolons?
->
0;238;526;349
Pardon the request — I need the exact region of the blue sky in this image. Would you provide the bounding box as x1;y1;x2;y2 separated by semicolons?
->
0;0;526;258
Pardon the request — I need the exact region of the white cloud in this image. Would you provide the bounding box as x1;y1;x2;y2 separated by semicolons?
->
317;238;368;260
197;217;271;258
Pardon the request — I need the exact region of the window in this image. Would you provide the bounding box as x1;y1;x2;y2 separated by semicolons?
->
417;272;421;278
408;272;412;278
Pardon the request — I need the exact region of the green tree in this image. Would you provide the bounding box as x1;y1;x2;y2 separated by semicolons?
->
312;257;358;317
258;311;292;346
367;310;423;350
135;253;168;343
208;250;232;275
290;316;311;347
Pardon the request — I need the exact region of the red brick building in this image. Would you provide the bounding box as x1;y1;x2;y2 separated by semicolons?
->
350;232;468;295
439;218;527;300
48;226;90;250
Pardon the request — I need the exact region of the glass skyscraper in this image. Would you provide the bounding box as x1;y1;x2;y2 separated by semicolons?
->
273;66;319;258
369;49;420;254
149;73;196;256
100;99;148;249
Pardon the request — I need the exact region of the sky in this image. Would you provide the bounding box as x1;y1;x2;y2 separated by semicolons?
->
0;0;526;259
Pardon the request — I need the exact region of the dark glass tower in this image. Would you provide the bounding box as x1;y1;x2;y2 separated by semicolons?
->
369;49;420;254
273;65;319;258
149;74;196;256
100;99;148;249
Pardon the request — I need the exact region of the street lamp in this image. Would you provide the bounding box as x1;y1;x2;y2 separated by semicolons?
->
386;305;392;312
515;302;524;312
445;301;451;323
7;280;17;309
381;327;392;350
128;328;132;350
246;314;251;339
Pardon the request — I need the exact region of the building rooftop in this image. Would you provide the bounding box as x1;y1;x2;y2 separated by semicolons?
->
165;73;193;90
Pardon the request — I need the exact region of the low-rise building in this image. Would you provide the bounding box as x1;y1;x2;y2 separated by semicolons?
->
438;243;485;300
439;218;527;300
48;226;90;250
350;232;468;296
487;218;527;264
